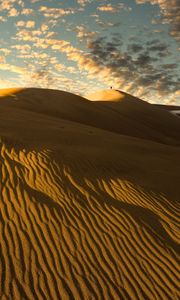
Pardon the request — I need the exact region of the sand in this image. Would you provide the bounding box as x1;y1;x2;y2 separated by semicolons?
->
0;88;179;299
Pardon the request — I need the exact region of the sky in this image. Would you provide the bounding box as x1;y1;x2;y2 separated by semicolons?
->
0;0;179;104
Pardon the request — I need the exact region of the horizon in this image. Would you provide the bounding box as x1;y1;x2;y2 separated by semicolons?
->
0;0;179;105
0;87;180;110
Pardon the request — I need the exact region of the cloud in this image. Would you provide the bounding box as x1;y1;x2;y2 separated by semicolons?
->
97;5;119;13
16;20;36;28
136;0;180;43
26;20;35;28
97;3;131;13
77;0;91;6
11;44;32;54
54;63;64;71
0;1;12;10
21;8;33;15
0;48;11;55
0;0;178;104
90;13;119;29
127;43;143;53
15;29;38;41
0;78;20;88
84;36;179;101
39;6;76;18
0;56;6;63
146;39;170;57
8;7;19;17
41;24;49;32
75;25;97;41
0;63;25;74
16;20;25;26
46;34;178;102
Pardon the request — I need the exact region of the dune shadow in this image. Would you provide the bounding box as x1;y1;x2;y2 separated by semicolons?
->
100;189;180;252
22;180;63;220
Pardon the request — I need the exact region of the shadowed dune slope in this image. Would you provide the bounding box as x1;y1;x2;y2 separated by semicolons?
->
155;104;180;111
0;88;180;145
0;88;180;300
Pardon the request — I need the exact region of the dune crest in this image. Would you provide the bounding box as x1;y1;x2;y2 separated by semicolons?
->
85;89;126;101
85;89;147;103
0;88;24;98
0;88;179;299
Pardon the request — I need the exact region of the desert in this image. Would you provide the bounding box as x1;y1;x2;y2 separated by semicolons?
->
0;0;180;298
0;87;179;299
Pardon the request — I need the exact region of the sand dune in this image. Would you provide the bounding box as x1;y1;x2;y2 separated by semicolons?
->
155;104;180;117
0;88;180;299
1;88;180;145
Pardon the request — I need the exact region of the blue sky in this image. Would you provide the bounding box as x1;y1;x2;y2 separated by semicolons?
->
0;0;179;104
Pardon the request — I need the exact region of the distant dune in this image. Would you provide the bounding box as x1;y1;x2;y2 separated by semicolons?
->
154;104;180;117
0;88;179;300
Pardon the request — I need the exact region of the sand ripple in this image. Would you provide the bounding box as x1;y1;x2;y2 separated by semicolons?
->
0;143;179;300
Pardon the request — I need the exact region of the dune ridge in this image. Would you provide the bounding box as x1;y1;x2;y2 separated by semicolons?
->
0;88;180;145
0;88;180;299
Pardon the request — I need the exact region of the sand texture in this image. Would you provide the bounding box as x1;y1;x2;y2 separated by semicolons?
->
0;88;180;300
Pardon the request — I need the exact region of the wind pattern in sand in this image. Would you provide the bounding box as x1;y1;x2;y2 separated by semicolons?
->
0;88;180;300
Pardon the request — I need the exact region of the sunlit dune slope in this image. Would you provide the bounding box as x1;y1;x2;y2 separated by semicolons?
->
0;87;24;97
85;89;126;101
0;88;180;300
